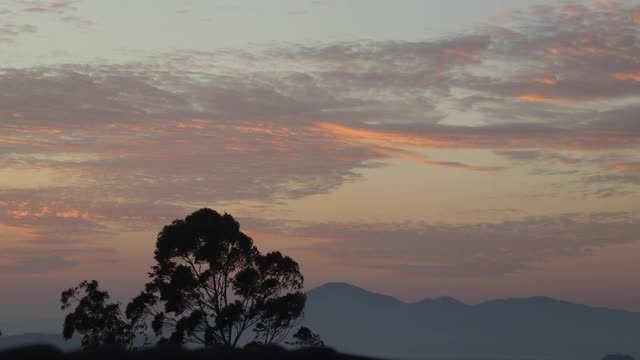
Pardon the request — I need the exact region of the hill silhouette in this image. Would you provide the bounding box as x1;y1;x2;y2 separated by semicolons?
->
302;283;640;360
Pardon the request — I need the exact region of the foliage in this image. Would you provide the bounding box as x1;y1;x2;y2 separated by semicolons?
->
61;280;142;349
126;208;306;347
287;326;325;348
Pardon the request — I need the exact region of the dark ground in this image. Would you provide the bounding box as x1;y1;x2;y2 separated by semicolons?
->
0;344;379;360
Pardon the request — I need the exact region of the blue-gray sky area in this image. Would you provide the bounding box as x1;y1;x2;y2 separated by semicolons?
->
1;0;640;334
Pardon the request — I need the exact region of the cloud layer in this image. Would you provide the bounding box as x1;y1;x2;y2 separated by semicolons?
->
0;1;639;284
288;212;640;277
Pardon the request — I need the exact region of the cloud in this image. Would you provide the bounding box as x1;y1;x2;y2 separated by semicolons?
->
0;0;92;44
0;14;638;215
0;255;77;273
458;1;640;108
0;247;118;273
0;22;37;43
0;1;639;276
0;194;121;273
289;212;640;277
19;0;81;14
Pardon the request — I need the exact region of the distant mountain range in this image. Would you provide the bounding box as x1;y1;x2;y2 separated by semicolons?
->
301;283;640;360
2;282;639;360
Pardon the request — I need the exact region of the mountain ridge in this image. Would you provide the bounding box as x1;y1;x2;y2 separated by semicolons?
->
303;282;640;360
310;282;637;313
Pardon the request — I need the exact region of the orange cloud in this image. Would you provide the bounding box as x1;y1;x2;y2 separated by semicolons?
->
0;136;52;148
631;7;640;23
496;8;514;17
8;210;30;219
441;48;476;62
314;122;454;148
611;72;640;82
175;121;206;129
535;76;557;85
547;47;562;55
55;210;98;220
312;123;502;171
34;207;50;217
7;207;50;219
313;121;639;155
313;122;518;172
5;204;99;220
562;5;586;16
5;124;62;135
373;146;501;172
545;43;612;57
594;0;621;12
516;94;572;105
605;161;640;173
578;36;593;44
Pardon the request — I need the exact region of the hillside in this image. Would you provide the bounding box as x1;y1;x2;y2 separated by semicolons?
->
302;283;640;360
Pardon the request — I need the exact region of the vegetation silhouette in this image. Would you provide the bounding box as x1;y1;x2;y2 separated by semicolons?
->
61;208;314;349
61;280;142;350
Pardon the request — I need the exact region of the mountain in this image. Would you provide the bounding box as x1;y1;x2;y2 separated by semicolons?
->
302;283;640;360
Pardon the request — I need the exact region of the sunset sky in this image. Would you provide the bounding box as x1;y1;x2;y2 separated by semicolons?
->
1;0;640;334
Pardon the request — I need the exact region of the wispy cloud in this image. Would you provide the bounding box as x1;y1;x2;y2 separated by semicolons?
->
0;0;92;44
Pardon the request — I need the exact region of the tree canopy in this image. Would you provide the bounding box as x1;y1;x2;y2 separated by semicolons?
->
126;208;306;347
61;280;141;349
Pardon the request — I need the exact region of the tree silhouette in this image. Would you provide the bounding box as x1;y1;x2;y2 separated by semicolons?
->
61;280;142;349
126;208;306;347
287;326;325;348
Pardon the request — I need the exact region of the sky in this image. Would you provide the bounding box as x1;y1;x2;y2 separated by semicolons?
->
1;0;640;334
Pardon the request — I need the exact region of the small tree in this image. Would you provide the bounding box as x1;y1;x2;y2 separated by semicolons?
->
61;280;141;349
126;208;306;347
287;326;325;348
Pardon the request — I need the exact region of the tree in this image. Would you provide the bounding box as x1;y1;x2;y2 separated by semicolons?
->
287;326;325;348
126;208;306;347
61;280;142;349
